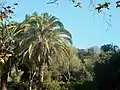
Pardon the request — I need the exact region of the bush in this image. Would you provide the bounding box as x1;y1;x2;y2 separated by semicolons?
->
44;81;97;90
44;81;65;90
7;82;27;90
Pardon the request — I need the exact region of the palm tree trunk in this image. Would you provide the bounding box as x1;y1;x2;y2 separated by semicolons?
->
37;62;45;90
29;79;32;90
29;72;36;90
1;71;8;90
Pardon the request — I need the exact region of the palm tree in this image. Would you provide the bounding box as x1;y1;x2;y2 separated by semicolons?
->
20;12;72;90
0;21;24;90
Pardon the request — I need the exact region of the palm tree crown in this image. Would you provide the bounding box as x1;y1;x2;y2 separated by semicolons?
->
20;12;72;68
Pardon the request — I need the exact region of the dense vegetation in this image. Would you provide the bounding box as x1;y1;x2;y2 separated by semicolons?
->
0;0;120;90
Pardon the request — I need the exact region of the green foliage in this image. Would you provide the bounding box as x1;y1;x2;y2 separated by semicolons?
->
44;81;97;90
93;44;120;90
8;82;27;90
1;3;120;89
8;69;23;83
18;13;73;90
44;81;64;90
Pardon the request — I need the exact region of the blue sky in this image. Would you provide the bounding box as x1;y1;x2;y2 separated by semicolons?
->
7;0;120;49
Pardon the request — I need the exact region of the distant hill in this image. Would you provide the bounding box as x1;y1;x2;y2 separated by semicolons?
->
90;46;101;54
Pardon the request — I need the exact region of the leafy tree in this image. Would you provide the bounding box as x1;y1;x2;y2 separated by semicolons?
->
101;44;119;53
0;1;20;90
0;21;23;90
77;47;100;82
94;44;120;90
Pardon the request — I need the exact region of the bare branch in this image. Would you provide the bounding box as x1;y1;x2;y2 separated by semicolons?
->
47;0;58;4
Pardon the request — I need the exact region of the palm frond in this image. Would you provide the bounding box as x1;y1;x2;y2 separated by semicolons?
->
48;21;64;29
61;36;73;45
54;28;72;39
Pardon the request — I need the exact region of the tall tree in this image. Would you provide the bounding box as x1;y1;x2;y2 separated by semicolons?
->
0;2;19;89
0;21;23;90
19;12;72;90
94;45;120;90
